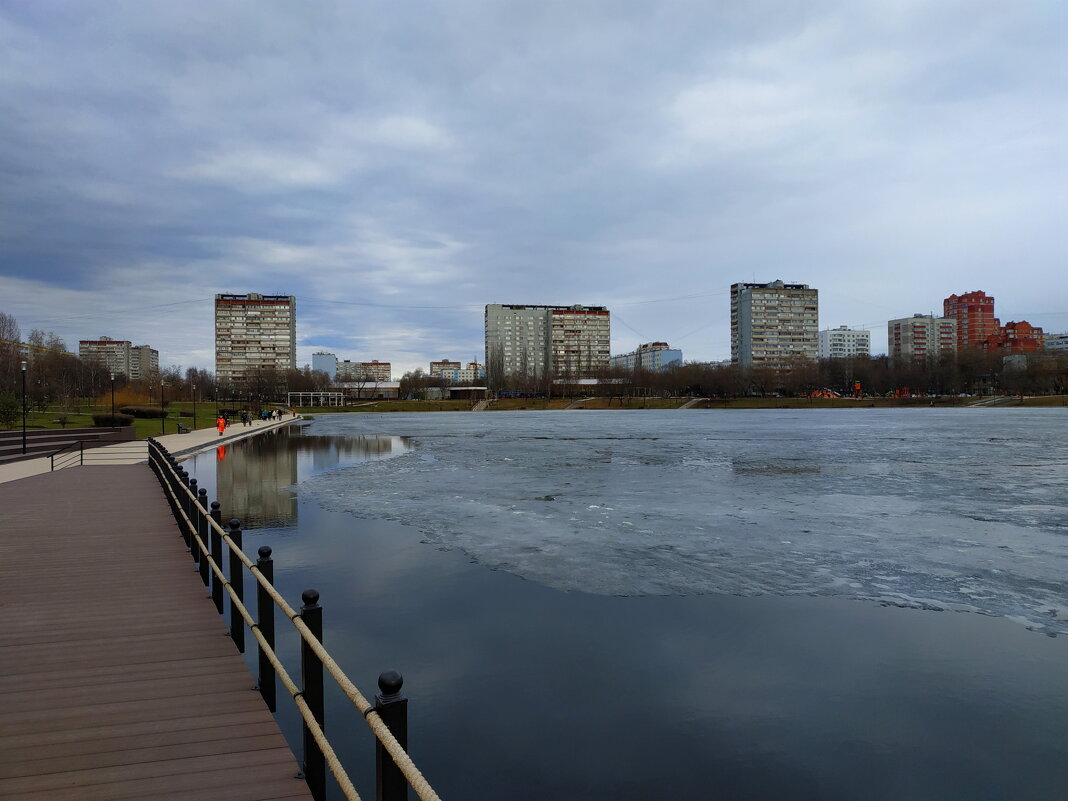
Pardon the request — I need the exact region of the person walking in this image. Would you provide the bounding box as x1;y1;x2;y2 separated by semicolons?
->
216;415;226;436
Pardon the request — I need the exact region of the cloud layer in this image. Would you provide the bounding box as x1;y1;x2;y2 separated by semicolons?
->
0;1;1063;373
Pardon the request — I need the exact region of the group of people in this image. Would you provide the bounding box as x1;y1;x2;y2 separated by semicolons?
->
215;408;296;436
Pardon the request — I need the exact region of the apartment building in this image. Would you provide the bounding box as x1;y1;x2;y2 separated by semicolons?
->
79;336;158;379
214;293;296;384
943;290;997;351
338;360;391;382
817;326;871;359
730;281;819;369
1044;333;1068;352
430;360;486;383
610;342;683;371
485;304;610;379
981;321;1045;354
887;314;957;363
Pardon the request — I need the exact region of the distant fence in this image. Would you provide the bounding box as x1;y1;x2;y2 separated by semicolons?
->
146;438;442;801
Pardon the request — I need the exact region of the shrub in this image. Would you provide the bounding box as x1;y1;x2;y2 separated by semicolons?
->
119;405;168;419
92;413;134;427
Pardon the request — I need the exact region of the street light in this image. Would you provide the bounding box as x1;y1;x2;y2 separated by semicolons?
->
20;360;27;454
110;372;116;428
160;381;166;435
192;383;197;430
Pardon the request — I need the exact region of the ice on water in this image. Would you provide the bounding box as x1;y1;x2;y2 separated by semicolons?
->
299;409;1068;635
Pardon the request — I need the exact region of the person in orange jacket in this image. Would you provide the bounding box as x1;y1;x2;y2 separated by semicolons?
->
216;415;226;436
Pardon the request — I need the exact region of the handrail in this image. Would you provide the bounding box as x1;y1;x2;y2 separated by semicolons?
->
49;440;83;471
145;438;442;801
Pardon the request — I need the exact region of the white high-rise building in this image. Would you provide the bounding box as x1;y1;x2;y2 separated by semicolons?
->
730;281;819;369
214;293;296;384
887;314;956;363
485;304;610;380
818;326;871;359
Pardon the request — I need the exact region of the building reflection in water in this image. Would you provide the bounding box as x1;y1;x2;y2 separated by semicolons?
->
214;426;409;529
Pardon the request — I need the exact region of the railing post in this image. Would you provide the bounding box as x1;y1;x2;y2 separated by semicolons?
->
177;469;190;548
210;502;224;613
375;670;409;801
256;546;276;712
187;478;199;553
228;519;245;653
300;589;326;801
197;488;210;586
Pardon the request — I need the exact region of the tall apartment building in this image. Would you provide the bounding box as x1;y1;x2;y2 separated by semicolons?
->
730;281;819;369
887;314;957;363
485;304;610;379
430;360;486;383
312;352;338;379
817;326;871;359
943;290;997;351
129;345;159;380
214;293;296;384
610;342;683;371
79;336;158;379
338;360;391;382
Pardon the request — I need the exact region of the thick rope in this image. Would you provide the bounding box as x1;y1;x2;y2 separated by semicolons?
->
152;444;443;801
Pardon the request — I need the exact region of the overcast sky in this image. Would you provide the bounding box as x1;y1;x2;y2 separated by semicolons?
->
1;1;1064;375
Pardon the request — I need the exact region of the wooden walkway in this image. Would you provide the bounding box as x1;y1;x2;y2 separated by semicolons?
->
0;465;313;801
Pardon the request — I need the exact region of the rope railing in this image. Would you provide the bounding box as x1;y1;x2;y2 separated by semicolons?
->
146;437;443;801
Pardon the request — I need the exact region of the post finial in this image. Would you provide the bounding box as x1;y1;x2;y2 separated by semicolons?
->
301;588;320;607
378;670;403;698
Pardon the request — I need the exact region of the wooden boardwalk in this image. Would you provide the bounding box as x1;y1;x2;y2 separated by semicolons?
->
0;465;313;801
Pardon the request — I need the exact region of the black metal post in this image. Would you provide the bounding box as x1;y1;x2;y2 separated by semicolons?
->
177;469;190;548
197;488;210;586
187;478;198;552
227;519;245;653
375;671;408;801
256;546;276;712
210;502;224;613
160;381;166;435
300;589;325;801
191;382;196;431
21;360;27;454
110;372;116;428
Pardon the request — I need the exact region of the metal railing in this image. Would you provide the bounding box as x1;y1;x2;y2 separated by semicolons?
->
146;438;442;801
49;440;84;470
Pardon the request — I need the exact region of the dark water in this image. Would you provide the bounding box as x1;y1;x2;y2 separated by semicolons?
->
184;423;1068;801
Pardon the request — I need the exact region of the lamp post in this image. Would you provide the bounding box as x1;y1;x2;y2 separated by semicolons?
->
192;383;197;430
160;381;166;435
20;360;27;454
110;372;116;428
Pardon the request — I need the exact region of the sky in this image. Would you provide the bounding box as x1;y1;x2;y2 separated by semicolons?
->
0;1;1064;376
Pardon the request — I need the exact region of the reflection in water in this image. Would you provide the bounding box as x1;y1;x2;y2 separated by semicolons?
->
209;425;410;529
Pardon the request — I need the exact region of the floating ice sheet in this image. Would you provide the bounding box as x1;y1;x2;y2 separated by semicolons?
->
298;409;1068;635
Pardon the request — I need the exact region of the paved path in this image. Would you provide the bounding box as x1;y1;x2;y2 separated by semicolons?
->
0;465;314;801
0;416;301;485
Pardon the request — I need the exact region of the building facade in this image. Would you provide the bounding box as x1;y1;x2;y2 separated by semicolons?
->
887;314;957;363
943;290;997;351
79;337;131;377
129;345;159;380
1044;333;1068;352
430;360;486;383
485;304;610;380
214;293;297;384
610;342;683;371
817;326;870;359
730;281;819;369
981;321;1045;354
312;352;338;379
337;360;391;382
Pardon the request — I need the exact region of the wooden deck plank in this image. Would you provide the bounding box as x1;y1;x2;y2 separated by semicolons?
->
0;466;313;801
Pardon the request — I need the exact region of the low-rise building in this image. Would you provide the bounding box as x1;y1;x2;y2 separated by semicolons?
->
1044;333;1068;352
610;342;683;371
430;360;486;383
981;321;1045;354
817;327;870;359
337;360;391;382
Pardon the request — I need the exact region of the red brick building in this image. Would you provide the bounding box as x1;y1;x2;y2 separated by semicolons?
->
981;321;1045;354
943;290;997;351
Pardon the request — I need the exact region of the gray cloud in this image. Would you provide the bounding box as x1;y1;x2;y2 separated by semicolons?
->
0;0;1063;373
